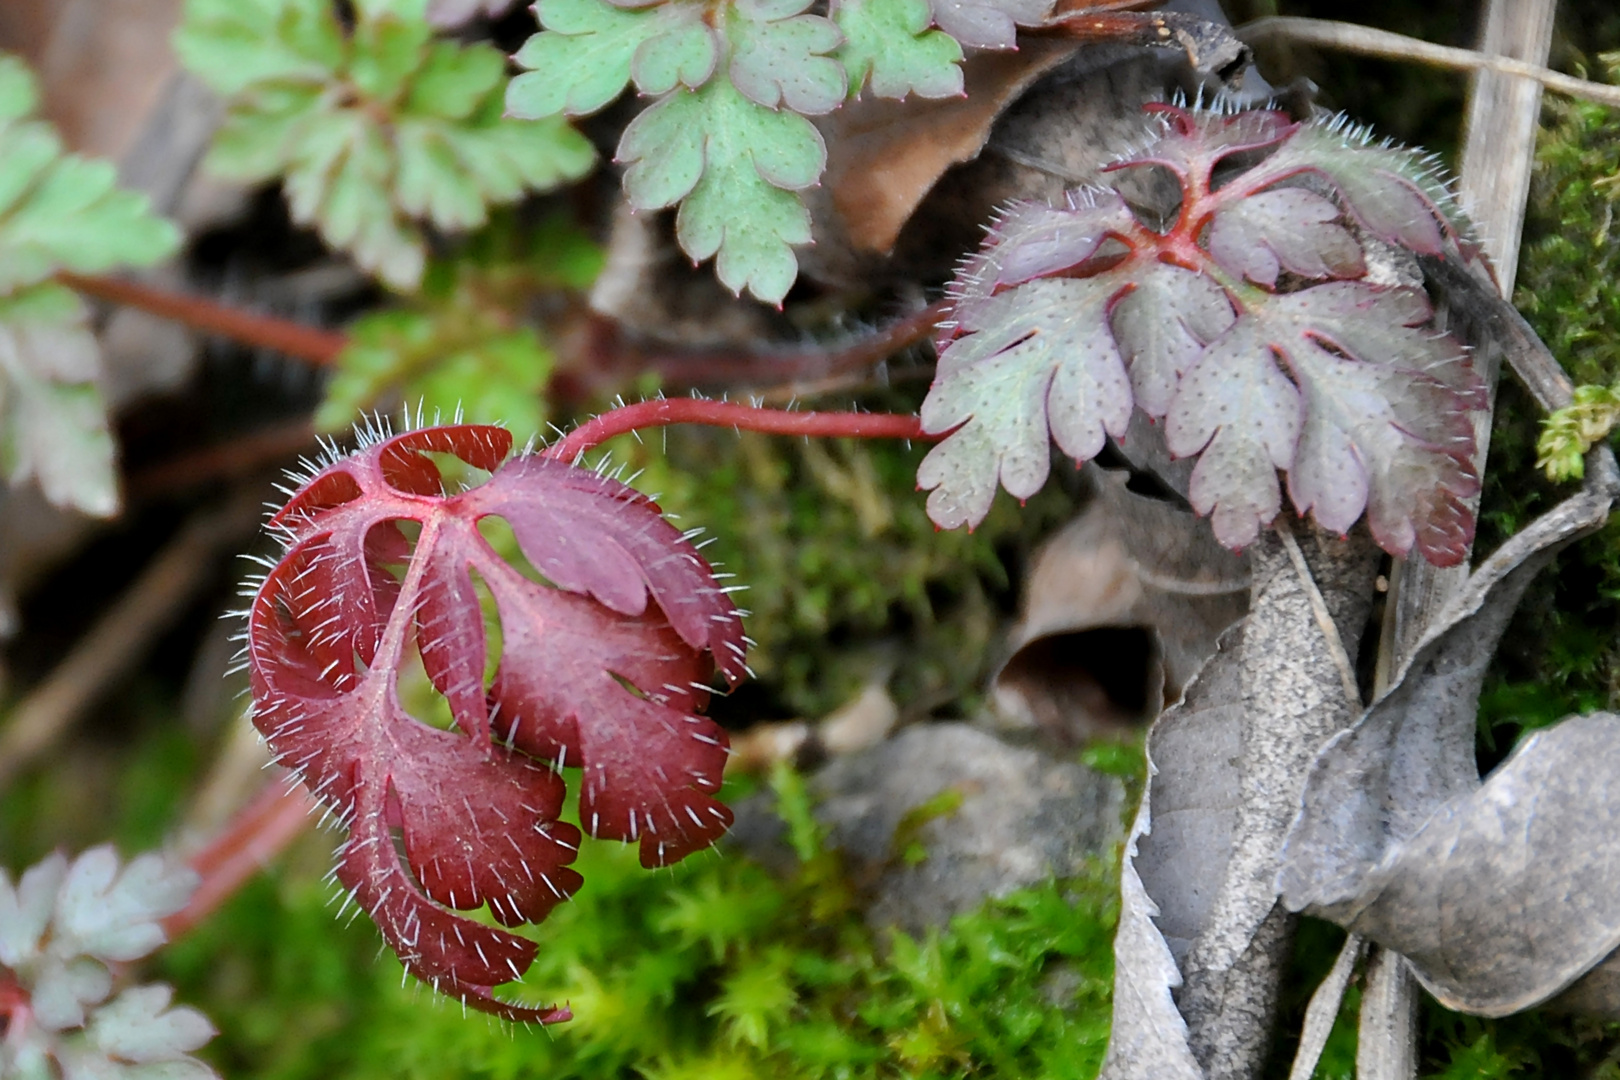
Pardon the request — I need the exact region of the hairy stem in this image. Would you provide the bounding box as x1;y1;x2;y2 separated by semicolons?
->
542;398;933;463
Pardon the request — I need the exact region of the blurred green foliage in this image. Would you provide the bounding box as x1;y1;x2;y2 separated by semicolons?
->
157;769;1119;1080
319;214;601;443
176;0;593;290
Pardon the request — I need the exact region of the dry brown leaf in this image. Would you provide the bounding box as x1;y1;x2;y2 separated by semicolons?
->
817;40;1081;259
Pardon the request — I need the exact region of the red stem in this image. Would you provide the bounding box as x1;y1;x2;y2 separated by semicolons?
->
59;272;348;366
163;781;319;940
542;398;936;463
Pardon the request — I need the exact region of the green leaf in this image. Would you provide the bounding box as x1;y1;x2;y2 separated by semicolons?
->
349;14;432;102
181;0;594;291
173;0;343;94
919;272;1133;529
835;0;963;100
404;41;505;120
0;286;119;516
727;0;845;115
0;53;39;119
509;0;678;118
0;56;176;514
620;78;824;304
0;62;178;292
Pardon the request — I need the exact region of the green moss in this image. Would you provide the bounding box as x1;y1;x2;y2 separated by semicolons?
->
158;774;1119;1080
1478;66;1620;753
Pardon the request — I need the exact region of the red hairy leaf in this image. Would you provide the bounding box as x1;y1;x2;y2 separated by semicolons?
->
247;424;744;1019
923;104;1487;565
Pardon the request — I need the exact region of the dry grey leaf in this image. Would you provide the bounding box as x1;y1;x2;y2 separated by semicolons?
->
1101;621;1243;1080
991;467;1248;746
1277;451;1620;1016
1103;523;1378;1080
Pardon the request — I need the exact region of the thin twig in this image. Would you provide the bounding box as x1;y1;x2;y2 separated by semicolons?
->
1238;17;1620;109
63;270;944;401
0;493;263;791
645;301;950;390
59;272;349;366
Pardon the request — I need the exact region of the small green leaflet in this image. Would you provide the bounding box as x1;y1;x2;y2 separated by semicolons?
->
835;0;963;100
511;0;839;304
508;0;717;117
0;55;179;516
620;79;825;304
178;0;594;291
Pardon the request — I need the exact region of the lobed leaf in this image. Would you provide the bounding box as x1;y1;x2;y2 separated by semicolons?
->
180;0;593;290
1110;105;1295;196
247;424;746;1017
509;0;716;118
1205;188;1364;288
619;78;824;303
727;0;846;115
1226;114;1474;258
83;985;216;1064
1264;283;1482;564
1162;316;1301;551
939;191;1138;351
0;847;213;1077
927;0;1052;50
1110;261;1234;417
927;104;1488;565
920;272;1133;529
835;0;964;101
0;53;179;516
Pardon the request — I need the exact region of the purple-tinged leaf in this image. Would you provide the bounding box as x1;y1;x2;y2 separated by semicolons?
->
1164;317;1301;550
249;424;744;1018
1229;117;1473;258
1206;189;1365;287
1250;283;1481;563
1111;261;1234;417
928;0;1052;50
939;191;1137;350
920;273;1133;529
930;104;1490;566
465;455;747;684
1111;106;1295;191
